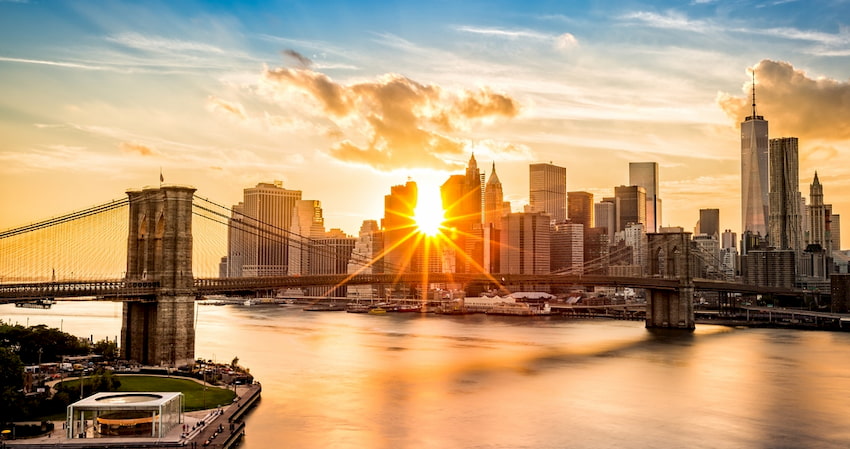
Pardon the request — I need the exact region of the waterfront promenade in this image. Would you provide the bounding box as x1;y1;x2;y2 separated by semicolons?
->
3;382;261;449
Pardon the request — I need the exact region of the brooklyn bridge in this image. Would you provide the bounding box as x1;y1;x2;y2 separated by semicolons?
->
0;185;811;367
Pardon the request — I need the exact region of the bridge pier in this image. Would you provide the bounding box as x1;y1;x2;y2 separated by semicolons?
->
646;232;695;330
122;186;196;367
646;285;694;329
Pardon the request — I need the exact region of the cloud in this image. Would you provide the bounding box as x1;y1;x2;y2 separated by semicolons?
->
206;96;247;120
619;10;716;33
106;32;226;55
119;141;156;156
717;59;850;141
455;26;579;51
554;33;579;50
261;66;520;170
0;56;107;71
282;49;313;68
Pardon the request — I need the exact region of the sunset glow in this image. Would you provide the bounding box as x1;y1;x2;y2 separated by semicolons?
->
1;1;849;243
414;185;445;237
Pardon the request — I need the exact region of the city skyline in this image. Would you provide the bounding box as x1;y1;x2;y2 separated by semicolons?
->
2;1;850;240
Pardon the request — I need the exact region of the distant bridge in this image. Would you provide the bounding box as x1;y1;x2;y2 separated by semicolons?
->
0;273;806;302
0;185;811;366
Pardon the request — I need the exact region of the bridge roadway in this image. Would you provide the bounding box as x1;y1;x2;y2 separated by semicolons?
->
0;273;806;303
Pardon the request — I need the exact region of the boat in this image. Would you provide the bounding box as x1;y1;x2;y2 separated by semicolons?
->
486;302;534;316
346;303;371;313
395;305;422;313
303;303;346;312
368;307;387;315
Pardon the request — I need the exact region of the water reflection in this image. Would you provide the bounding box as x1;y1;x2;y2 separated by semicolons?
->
4;302;850;448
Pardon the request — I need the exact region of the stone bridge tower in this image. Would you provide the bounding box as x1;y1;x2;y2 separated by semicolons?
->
646;232;695;329
121;186;196;367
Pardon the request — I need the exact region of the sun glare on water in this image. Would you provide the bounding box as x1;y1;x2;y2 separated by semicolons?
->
414;186;445;237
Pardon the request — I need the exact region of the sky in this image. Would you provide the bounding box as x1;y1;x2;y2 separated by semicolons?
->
1;0;850;246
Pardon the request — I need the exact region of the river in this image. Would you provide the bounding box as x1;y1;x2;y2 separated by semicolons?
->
3;301;850;448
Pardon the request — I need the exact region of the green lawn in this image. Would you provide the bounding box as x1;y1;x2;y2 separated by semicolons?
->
61;375;236;411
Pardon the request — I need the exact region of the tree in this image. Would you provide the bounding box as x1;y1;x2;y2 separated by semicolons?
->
92;338;119;360
0;322;88;364
0;347;24;423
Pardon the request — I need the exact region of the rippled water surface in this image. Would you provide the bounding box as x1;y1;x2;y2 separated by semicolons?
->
5;301;850;448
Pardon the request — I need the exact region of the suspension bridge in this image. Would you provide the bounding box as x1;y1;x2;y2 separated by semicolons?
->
1;185;807;367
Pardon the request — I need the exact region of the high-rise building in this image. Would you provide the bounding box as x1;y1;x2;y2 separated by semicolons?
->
629;162;661;232
768;137;803;252
584;227;609;274
567;191;594;230
500;212;551;274
529;163;566;224
442;154;484;273
347;220;384;299
594;199;616;235
807;172;829;251
622;222;647;274
482;163;505;274
383;180;418;273
551;222;583;273
722;229;737;249
832;214;841;251
226;203;245;277
698;209;720;238
287;200;326;276
234;181;302;277
741;78;769;237
310;234;356;297
484;162;506;229
614;185;646;233
693;233;721;278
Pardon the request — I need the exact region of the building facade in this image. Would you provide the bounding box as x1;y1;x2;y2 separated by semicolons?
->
500;212;551;274
383;180;418;273
529;163;566;224
567;191;594;231
230;181;302;277
698;209;720;239
629;162;661;232
551;222;583;274
768;137;803;252
614;185;646;233
741;87;770;238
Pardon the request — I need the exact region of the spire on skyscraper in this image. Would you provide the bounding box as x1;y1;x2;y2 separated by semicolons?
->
751;68;757;119
487;161;501;186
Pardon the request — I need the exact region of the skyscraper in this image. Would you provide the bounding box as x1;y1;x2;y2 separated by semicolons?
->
347;220;384;299
741;77;769;237
567;191;594;231
698;208;720;238
383;180;417;273
629;162;660;232
287;200;326;276
594;199;615;235
529;163;566;224
484;162;506;229
808;172;828;251
768;137;802;251
500;212;551;274
551;222;583;274
233;181;302;277
483;163;506;273
442;154;484;273
614;185;646;233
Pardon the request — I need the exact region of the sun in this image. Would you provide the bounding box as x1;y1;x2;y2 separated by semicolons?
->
414;185;445;237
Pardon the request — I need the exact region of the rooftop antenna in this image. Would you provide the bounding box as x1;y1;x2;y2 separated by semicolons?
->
751;68;757;118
